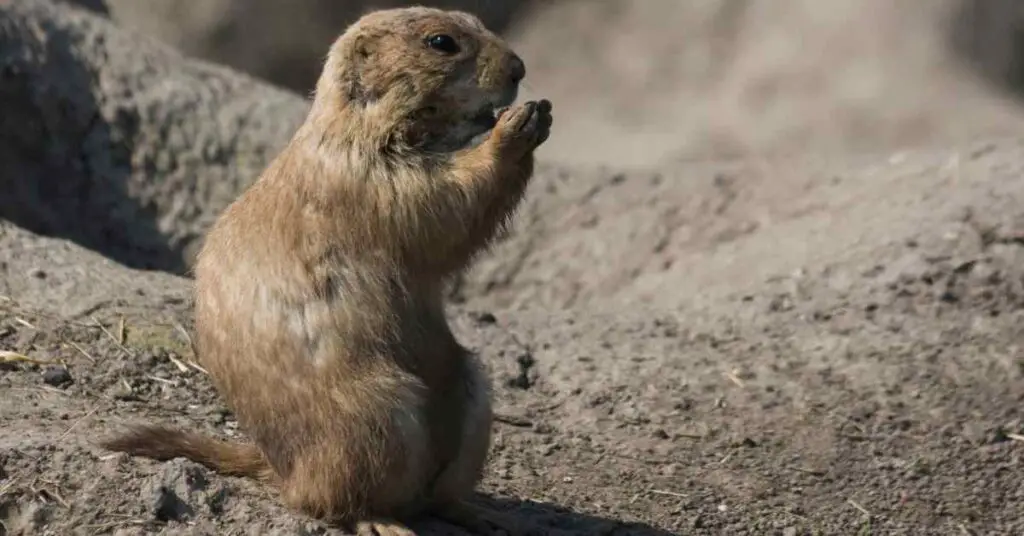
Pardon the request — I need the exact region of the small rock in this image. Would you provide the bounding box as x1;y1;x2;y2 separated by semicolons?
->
990;427;1010;444
767;294;793;312
532;422;554;435
42;366;73;388
506;351;536;390
153;486;194;522
536;443;557;456
109;383;138;401
206;487;230;515
149;460;227;522
204;406;231;425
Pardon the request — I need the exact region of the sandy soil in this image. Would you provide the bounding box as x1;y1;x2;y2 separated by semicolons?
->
2;1;1024;535
4;140;1024;534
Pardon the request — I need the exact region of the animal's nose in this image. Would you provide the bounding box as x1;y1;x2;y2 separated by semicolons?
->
508;54;526;84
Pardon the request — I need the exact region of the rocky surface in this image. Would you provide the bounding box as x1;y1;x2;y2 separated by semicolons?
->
1;1;1024;535
0;0;305;274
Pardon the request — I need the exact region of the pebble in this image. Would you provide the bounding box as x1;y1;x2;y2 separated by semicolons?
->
153;486;194;522
42;366;73;388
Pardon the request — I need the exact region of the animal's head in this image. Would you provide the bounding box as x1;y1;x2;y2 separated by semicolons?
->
316;7;526;151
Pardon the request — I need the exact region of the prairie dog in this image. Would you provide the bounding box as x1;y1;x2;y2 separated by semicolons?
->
100;6;552;535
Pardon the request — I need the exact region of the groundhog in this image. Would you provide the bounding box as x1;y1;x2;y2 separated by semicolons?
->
100;6;551;536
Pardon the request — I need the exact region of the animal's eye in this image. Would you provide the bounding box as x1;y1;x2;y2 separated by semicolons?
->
426;34;460;54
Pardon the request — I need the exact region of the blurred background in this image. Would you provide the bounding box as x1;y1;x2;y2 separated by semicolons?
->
70;0;1024;167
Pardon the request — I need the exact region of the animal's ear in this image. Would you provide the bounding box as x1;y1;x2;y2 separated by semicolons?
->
339;32;379;105
351;32;377;60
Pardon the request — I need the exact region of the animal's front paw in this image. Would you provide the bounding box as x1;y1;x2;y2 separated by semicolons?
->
492;99;553;158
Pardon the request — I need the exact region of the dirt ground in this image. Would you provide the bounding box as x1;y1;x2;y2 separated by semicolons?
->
3;1;1024;535
3;140;1024;535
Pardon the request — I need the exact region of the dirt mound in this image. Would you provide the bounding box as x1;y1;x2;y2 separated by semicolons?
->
0;0;305;274
459;141;1024;310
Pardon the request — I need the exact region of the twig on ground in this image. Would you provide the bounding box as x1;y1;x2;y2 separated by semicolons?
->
31;481;70;509
92;316;135;358
0;350;57;366
725;370;746;388
166;353;191;374
66;341;97;363
57;406;100;441
78;519;148;532
0;476;17;497
848;499;872;518
649;489;687;499
173;322;208;374
173;322;196;355
792;466;827;476
147;375;178;386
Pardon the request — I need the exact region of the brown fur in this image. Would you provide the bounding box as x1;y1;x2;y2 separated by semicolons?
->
99;6;551;534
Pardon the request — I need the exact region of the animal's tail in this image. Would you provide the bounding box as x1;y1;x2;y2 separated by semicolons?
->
100;424;273;481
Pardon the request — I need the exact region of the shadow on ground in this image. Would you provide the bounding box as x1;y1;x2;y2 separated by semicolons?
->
406;495;679;535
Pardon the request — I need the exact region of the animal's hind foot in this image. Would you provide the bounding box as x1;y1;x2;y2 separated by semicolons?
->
355;519;418;536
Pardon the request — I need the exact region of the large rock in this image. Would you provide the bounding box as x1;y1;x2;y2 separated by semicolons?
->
0;0;307;274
